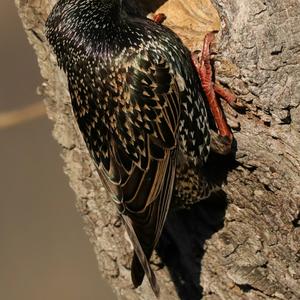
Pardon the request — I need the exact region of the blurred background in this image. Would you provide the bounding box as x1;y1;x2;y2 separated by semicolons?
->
0;1;115;299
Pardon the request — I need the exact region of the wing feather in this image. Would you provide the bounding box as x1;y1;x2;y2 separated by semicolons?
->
69;51;184;290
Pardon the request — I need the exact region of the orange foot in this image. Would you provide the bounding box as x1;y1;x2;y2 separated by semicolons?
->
152;13;167;24
192;32;244;154
153;14;241;155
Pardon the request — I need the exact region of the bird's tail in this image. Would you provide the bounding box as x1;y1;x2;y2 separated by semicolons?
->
122;214;160;298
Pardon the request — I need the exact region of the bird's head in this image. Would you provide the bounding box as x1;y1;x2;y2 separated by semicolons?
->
46;0;124;61
46;0;122;28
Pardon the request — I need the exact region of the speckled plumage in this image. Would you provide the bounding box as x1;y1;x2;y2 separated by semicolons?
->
46;0;214;295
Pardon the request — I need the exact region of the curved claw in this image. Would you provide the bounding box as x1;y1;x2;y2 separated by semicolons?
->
213;84;244;110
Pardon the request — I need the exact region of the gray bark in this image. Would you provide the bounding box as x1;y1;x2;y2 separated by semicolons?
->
15;0;300;299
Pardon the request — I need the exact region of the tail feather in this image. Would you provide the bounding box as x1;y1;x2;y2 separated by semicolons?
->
122;214;160;298
131;252;146;287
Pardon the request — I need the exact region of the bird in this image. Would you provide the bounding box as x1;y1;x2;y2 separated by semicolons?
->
46;0;217;296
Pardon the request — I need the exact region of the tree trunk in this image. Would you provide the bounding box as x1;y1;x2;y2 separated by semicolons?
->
15;0;300;299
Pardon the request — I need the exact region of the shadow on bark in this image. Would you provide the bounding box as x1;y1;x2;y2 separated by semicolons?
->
157;153;237;299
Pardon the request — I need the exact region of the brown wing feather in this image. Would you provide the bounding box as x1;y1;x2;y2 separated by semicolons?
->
69;52;183;293
98;145;176;294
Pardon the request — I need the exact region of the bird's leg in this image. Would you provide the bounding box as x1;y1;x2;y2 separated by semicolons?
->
193;32;232;140
152;16;236;154
192;31;238;154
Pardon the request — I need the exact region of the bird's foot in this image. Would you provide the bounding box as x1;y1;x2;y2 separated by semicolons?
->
152;13;167;24
192;31;244;155
213;83;244;111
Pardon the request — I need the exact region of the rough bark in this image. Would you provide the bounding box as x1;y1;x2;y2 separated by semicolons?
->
15;0;300;299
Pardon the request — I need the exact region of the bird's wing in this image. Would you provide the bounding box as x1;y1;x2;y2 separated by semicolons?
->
69;52;184;293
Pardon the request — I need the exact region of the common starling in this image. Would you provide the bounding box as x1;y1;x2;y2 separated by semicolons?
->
46;0;217;296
